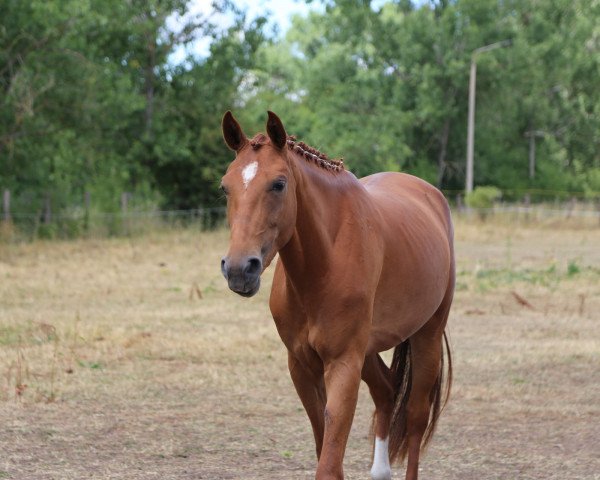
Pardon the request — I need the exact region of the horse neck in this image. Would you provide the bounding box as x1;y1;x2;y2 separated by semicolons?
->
278;154;353;282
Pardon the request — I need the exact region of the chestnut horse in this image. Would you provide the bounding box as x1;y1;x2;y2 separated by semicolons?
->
220;111;454;480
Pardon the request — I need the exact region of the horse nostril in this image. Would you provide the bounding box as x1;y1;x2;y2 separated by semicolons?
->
245;256;262;277
221;257;228;277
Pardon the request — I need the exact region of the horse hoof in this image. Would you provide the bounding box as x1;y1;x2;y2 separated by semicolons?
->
370;466;392;480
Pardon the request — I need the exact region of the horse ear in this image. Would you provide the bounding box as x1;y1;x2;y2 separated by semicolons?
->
222;111;248;151
266;111;287;150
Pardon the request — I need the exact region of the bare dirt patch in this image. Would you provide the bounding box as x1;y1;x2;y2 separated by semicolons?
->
1;221;599;479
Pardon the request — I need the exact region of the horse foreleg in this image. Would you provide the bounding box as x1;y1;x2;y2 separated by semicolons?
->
288;351;326;459
362;354;394;480
316;353;363;480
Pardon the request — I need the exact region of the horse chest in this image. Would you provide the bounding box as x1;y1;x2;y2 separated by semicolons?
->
271;306;323;370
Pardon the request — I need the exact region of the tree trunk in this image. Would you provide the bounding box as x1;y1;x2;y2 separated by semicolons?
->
437;118;450;188
144;38;156;138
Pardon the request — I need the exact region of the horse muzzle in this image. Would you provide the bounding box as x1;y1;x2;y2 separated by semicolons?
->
221;255;262;297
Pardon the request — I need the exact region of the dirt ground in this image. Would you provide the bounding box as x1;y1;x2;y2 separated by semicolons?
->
0;219;599;479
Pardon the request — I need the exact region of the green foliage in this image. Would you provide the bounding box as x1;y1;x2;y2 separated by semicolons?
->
0;0;266;226
567;260;581;276
468;260;598;292
246;0;599;195
78;360;103;370
1;0;599;233
465;186;502;209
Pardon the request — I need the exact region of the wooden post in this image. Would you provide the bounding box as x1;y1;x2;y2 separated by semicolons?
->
3;189;10;222
566;197;576;219
456;193;464;212
121;192;130;235
120;192;128;214
83;191;91;232
43;195;52;224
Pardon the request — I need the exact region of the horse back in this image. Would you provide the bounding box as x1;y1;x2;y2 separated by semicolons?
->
360;172;453;241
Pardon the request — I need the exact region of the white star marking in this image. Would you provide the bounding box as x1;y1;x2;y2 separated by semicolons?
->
242;161;258;189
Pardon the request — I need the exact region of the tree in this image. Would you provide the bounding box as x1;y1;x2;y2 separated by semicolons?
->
0;0;269;227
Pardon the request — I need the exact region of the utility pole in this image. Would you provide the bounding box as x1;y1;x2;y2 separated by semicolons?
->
465;39;512;195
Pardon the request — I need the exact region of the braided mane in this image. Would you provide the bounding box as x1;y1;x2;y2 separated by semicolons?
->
286;136;345;172
249;133;344;173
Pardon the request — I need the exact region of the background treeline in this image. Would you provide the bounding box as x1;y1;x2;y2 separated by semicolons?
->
1;0;599;232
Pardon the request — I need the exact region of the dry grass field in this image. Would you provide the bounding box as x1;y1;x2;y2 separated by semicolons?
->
1;218;599;479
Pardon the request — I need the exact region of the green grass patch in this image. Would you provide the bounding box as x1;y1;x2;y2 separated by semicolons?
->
0;323;57;346
0;325;24;346
471;261;599;291
475;264;560;290
567;260;581;276
77;360;103;370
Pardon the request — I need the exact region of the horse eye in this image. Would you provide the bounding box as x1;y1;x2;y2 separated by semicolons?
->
271;181;286;192
220;184;229;195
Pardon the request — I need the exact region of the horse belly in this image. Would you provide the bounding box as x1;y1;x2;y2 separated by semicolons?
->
368;252;450;353
367;211;452;354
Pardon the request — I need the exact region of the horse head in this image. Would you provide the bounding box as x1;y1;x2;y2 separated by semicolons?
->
219;111;298;297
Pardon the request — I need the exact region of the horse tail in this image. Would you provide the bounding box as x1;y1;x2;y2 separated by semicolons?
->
388;329;453;464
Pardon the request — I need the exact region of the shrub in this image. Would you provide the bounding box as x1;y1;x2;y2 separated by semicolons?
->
465;186;502;209
465;186;502;220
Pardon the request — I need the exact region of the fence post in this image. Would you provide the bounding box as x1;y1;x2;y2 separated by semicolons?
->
43;195;52;224
121;192;130;235
120;192;128;214
3;189;10;222
202;208;208;230
455;194;464;213
83;191;91;232
566;197;576;219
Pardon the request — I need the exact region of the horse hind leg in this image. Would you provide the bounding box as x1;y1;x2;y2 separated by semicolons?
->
388;306;453;480
405;329;451;479
361;353;394;480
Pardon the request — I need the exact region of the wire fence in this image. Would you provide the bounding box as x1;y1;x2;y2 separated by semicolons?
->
453;201;600;225
8;207;227;221
469;203;600;218
1;200;599;242
0;207;228;241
